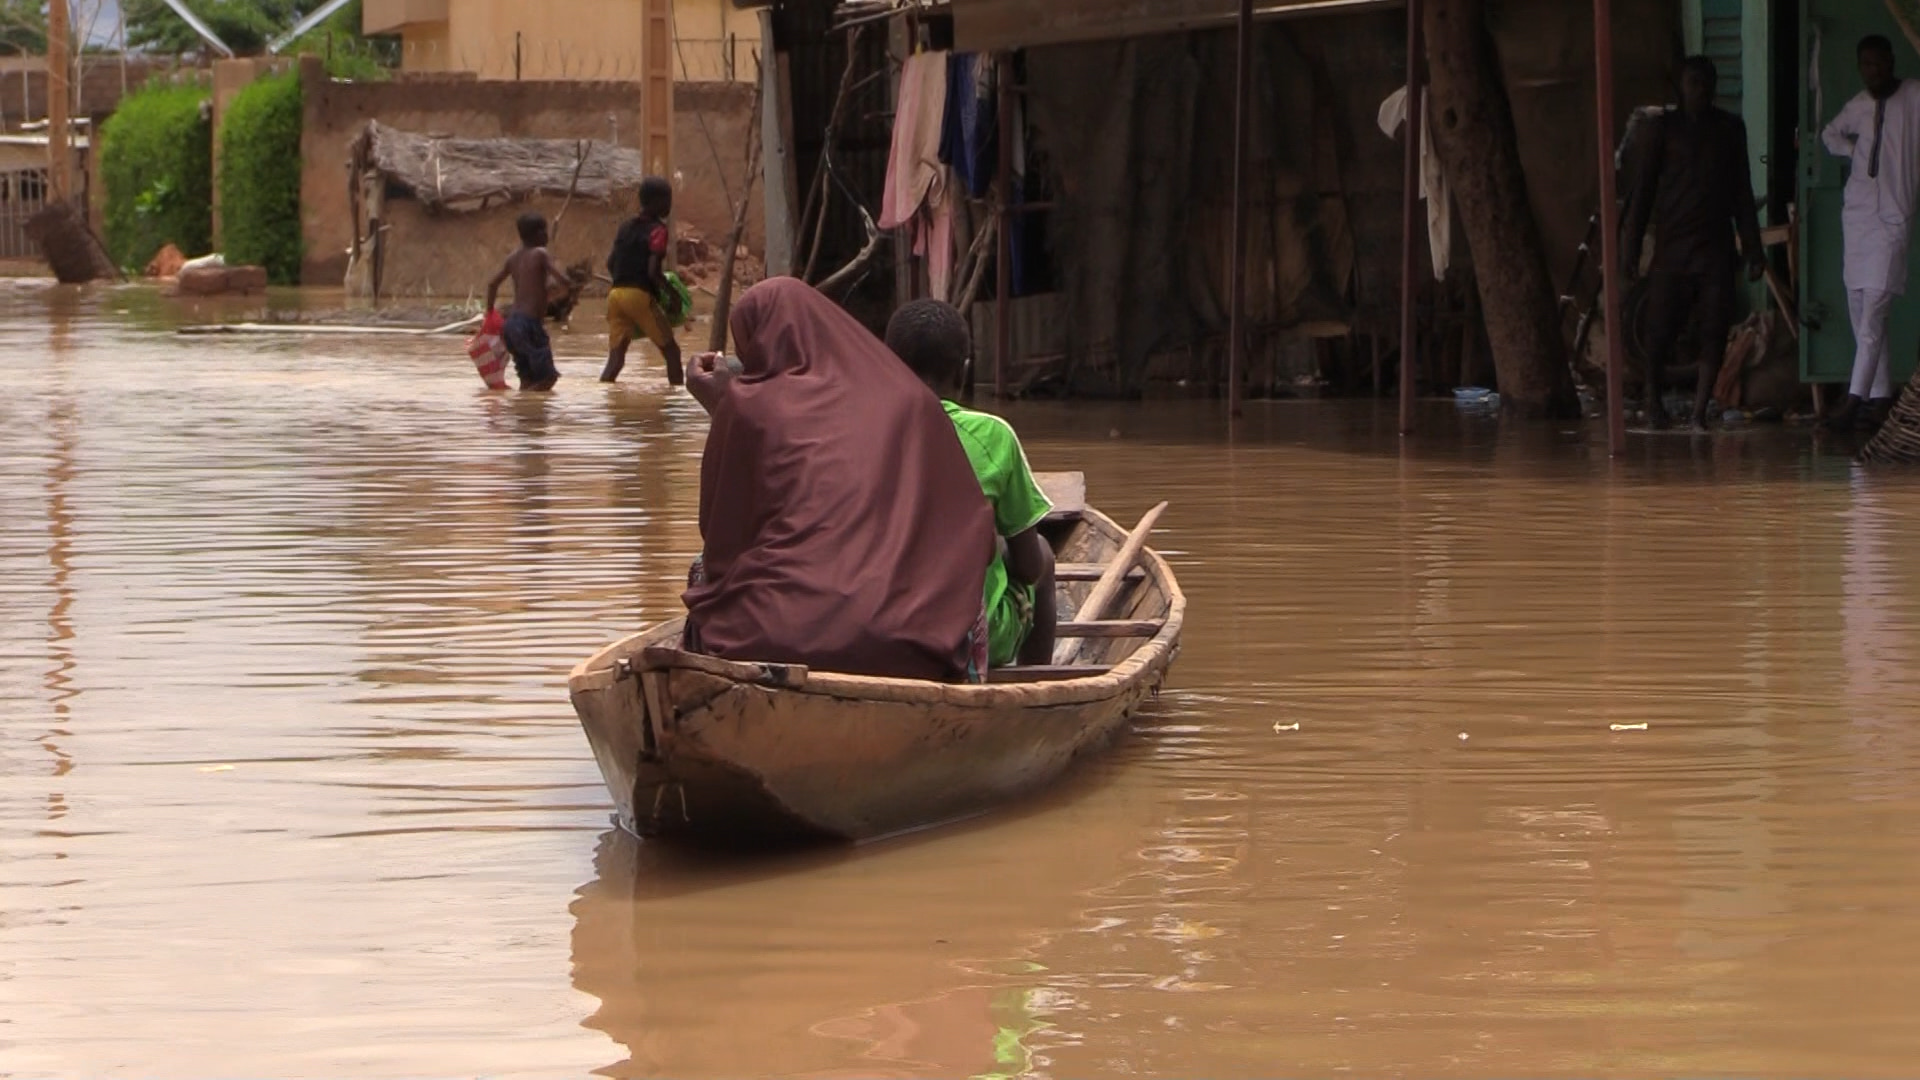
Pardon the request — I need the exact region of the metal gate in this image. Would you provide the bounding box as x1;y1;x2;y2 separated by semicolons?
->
0;168;49;259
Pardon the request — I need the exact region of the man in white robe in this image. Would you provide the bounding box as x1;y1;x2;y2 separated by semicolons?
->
1822;34;1920;429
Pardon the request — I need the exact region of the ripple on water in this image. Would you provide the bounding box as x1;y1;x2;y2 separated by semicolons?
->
5;285;1920;1077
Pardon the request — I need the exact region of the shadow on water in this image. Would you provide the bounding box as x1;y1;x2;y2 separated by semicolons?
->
566;721;1173;1078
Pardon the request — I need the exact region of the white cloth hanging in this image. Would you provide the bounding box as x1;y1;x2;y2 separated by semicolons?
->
1377;85;1451;280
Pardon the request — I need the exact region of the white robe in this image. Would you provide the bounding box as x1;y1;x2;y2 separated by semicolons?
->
1378;86;1451;280
1822;80;1920;295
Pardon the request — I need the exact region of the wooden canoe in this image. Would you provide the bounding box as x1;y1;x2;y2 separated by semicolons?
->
566;475;1184;847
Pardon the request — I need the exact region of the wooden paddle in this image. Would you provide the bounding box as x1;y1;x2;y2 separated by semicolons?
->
1053;501;1168;666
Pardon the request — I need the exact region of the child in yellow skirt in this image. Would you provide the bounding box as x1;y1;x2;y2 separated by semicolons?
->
600;177;685;385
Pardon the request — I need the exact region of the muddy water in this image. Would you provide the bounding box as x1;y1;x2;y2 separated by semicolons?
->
5;281;1920;1078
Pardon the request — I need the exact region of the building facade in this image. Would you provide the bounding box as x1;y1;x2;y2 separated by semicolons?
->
363;0;756;81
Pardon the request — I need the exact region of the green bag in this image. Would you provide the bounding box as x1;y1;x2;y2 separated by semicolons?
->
661;271;694;329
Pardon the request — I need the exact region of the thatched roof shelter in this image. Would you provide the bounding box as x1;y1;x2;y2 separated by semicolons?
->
359;120;645;213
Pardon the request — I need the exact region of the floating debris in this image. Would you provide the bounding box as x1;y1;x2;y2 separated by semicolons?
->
1609;722;1649;732
1273;721;1300;733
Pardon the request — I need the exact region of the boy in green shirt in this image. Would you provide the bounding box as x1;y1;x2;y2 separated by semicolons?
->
885;300;1057;668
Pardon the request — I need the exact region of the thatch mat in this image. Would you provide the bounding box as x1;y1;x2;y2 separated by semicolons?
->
364;120;645;212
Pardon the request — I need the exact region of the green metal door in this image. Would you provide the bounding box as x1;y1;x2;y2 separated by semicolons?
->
1801;0;1920;383
1705;0;1746;112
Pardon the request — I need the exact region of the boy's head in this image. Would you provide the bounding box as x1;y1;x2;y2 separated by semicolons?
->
516;211;548;248
1679;55;1716;114
639;176;673;218
886;299;972;394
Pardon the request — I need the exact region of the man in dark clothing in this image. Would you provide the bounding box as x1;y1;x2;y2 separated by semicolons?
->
1623;56;1767;430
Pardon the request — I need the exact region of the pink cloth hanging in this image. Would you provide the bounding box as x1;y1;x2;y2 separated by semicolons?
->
880;50;955;299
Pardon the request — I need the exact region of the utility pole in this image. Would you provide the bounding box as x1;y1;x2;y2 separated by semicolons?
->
47;0;71;204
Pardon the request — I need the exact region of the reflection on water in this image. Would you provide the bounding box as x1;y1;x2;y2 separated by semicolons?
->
5;281;1920;1077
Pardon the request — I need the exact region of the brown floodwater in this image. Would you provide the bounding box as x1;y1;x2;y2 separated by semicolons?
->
5;280;1920;1078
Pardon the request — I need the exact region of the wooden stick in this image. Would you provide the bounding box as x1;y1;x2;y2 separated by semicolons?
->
636;646;808;690
1053;501;1168;665
815;205;884;296
799;25;865;283
1054;563;1144;582
548;140;591;246
1056;619;1163;638
954;211;997;317
1764;265;1799;340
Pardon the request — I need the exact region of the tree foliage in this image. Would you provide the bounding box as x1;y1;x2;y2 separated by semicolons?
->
100;79;214;269
219;72;303;283
123;0;396;71
124;0;299;55
0;0;46;55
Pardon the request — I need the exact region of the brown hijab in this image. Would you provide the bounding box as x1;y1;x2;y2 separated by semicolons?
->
683;278;995;681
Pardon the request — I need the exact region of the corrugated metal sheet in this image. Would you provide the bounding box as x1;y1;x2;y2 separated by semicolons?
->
952;0;1398;52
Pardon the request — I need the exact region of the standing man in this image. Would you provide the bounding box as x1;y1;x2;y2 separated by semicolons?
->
1623;56;1766;430
1822;34;1920;431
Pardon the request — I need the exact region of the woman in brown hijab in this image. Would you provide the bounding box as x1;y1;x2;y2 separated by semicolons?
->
681;278;996;682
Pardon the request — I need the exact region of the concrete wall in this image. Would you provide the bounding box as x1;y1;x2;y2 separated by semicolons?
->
375;196;630;298
670;0;760;81
671;80;764;256
381;0;755;80
299;59;761;293
384;0;648;79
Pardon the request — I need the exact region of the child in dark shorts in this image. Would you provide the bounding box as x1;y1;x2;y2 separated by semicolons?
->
484;212;571;391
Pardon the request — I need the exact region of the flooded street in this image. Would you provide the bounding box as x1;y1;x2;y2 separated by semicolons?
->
8;280;1920;1078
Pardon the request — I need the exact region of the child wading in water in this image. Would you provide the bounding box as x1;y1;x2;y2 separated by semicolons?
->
886;299;1057;668
601;176;685;384
485;212;571;391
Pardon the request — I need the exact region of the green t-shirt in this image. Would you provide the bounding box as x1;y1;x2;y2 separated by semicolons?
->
944;400;1052;666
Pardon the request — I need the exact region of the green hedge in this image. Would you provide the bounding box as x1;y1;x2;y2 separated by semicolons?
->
100;80;213;271
219;73;304;285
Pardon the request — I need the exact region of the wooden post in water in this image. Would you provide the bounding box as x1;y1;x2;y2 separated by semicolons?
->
1228;0;1252;419
1594;0;1627;454
994;53;1013;400
47;0;71;205
1398;0;1423;436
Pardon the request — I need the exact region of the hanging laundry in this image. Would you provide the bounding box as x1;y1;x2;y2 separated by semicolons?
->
939;52;998;199
882;50;956;299
1377;85;1451;280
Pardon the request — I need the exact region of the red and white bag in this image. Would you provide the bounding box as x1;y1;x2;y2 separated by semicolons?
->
467;310;510;390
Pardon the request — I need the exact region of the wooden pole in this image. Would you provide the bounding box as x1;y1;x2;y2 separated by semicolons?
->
1228;0;1252;419
1594;0;1626;454
1398;0;1423;435
1053;501;1169;666
994;53;1013;399
47;0;71;205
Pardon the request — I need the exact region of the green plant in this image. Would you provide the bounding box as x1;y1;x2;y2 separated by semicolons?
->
100;80;213;270
219;72;304;285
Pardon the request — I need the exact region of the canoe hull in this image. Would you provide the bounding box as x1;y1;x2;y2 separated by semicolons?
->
567;503;1184;847
571;629;1176;845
